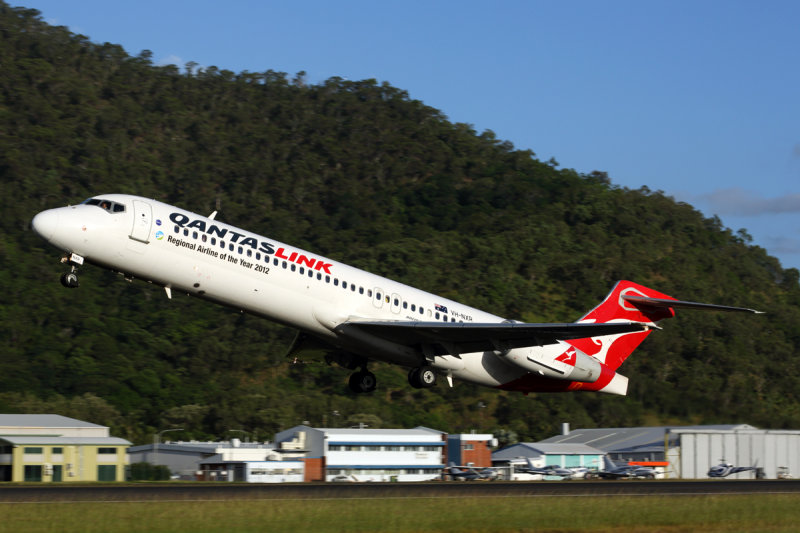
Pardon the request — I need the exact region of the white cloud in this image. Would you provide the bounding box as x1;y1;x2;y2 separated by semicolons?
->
695;188;800;216
764;235;800;255
157;54;183;67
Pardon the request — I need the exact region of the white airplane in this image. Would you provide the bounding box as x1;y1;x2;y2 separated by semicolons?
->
31;194;762;394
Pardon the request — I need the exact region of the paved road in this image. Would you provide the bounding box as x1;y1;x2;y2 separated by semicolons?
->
1;480;799;502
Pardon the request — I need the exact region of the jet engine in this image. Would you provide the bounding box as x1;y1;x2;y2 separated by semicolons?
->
499;343;602;383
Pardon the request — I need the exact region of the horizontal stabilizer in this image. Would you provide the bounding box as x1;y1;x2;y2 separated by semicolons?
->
623;295;763;314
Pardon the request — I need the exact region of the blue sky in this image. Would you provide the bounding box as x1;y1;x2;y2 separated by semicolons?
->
18;0;800;272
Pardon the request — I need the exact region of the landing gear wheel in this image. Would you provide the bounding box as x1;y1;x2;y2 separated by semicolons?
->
408;366;437;389
348;370;377;393
60;271;79;288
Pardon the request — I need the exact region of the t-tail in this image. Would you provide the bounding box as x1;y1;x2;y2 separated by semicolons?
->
569;280;762;373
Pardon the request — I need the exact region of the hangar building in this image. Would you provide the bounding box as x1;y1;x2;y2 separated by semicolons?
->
540;424;800;479
128;439;304;482
0;414;130;482
492;442;605;480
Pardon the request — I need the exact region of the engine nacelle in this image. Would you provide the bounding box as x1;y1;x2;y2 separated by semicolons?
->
500;343;602;383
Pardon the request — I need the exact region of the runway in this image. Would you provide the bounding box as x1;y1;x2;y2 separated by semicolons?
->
1;480;799;502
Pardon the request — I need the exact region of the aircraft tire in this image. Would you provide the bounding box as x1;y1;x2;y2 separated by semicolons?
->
60;272;79;288
348;370;377;393
408;366;437;389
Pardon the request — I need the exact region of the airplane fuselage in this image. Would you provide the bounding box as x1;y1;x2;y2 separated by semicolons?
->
33;194;759;395
32;195;539;390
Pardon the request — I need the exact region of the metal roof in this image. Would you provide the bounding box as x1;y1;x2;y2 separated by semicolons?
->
127;442;221;454
493;442;604;461
0;414;106;429
128;442;276;454
539;425;755;454
0;436;130;446
314;427;443;437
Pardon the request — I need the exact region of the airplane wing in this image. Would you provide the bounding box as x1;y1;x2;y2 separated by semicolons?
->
337;320;650;357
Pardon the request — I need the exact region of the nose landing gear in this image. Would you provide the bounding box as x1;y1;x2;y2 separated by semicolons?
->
59;253;84;288
60;269;79;288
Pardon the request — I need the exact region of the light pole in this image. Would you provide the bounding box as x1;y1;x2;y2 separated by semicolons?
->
153;428;183;468
227;429;249;443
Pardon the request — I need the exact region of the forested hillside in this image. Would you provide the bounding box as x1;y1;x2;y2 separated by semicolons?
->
2;3;799;445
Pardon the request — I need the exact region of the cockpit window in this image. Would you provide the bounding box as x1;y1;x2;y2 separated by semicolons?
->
82;198;126;213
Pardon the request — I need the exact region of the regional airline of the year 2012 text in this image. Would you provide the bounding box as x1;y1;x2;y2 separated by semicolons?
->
32;195;762;394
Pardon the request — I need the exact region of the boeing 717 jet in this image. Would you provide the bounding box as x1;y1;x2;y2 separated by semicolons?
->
32;195;761;394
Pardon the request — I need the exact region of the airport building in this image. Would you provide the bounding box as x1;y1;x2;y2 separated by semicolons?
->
129;426;449;482
0;414;130;482
540;424;800;479
492;442;605;480
446;433;496;468
274;425;447;482
128;439;305;482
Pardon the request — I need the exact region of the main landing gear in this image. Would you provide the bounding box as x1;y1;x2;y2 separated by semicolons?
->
331;352;438;394
346;365;439;394
348;369;377;394
408;366;437;389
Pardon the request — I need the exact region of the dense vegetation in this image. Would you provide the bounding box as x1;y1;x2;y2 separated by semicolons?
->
1;3;799;445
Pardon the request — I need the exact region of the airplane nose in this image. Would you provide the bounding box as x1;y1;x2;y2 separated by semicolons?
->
32;209;60;241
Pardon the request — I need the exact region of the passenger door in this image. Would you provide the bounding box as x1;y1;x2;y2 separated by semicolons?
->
130;200;153;243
